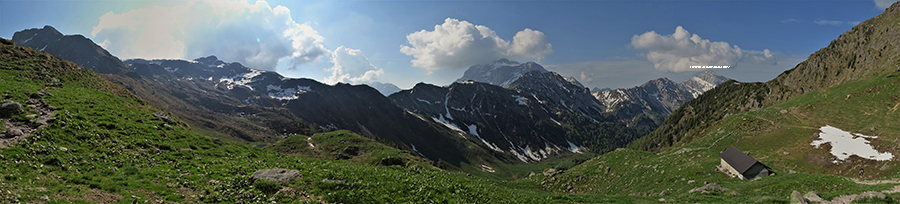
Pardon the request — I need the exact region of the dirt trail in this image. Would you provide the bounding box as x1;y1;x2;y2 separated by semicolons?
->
751;115;818;130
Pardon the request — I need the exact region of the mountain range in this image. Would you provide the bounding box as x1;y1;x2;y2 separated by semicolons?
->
5;1;900;203
11;25;728;174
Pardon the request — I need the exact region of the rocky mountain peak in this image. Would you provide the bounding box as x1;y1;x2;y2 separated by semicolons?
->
12;26;129;74
457;58;548;87
194;55;220;63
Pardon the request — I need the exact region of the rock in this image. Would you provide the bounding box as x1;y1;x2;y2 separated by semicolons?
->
379;157;404;166
342;146;359;156
790;190;808;204
153;112;175;124
859;191;886;200
251;168;302;183
689;183;728;194
3;129;24;138
804;191;828;203
543;168;559;177
1;101;22;114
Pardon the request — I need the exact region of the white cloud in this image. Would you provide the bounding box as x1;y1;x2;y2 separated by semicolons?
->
324;46;384;84
91;0;328;71
875;0;899;9
780;18;801;23
509;28;553;60
400;18;552;71
579;71;594;83
630;26;775;72
814;20;844;25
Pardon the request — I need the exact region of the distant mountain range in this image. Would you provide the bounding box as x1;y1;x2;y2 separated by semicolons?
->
366;82;402;96
593;71;730;127
10;25;728;172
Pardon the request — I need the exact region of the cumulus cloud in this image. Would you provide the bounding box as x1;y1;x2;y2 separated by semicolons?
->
91;0;328;71
875;0;899;9
579;71;594;83
400;18;552;71
324;46;384;84
630;26;775;72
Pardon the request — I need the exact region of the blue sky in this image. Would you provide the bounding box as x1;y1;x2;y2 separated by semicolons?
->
1;0;894;90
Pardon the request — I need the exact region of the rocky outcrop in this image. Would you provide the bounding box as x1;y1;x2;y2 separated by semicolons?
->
251;168;302;183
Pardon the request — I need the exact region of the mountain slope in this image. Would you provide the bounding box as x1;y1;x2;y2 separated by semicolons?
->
391;68;646;163
592;71;730;128
366;81;402;96
456;58;548;87
629;2;900;153
121;57;483;166
12;25;131;75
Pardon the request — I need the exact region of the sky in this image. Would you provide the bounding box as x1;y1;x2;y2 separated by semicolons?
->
0;0;895;90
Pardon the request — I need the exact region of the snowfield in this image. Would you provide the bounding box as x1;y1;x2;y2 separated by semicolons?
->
811;125;893;162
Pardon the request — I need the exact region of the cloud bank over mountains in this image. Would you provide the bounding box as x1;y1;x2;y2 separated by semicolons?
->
400;18;553;71
91;0;329;71
90;0;385;84
630;26;775;72
325;46;384;84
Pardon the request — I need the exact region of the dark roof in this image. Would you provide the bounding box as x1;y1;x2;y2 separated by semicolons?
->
719;146;760;174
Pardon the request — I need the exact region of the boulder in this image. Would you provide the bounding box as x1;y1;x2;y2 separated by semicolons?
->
790;190;809;204
152;112;175;124
1;101;22;114
251;168;302;183
380;157;404;166
342;146;359;156
3;129;24;138
804;191;829;204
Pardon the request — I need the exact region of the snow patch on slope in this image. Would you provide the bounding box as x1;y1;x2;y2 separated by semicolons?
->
811;125;893;162
266;85;310;100
566;140;586;154
512;95;527;105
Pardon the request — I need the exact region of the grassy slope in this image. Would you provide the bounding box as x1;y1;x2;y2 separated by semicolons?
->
538;70;900;202
269;130;434;168
2;42;611;203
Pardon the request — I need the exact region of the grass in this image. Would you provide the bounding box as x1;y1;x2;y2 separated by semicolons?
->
269;130;433;168
0;44;555;203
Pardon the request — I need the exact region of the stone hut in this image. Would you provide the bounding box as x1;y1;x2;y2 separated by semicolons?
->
719;146;771;180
